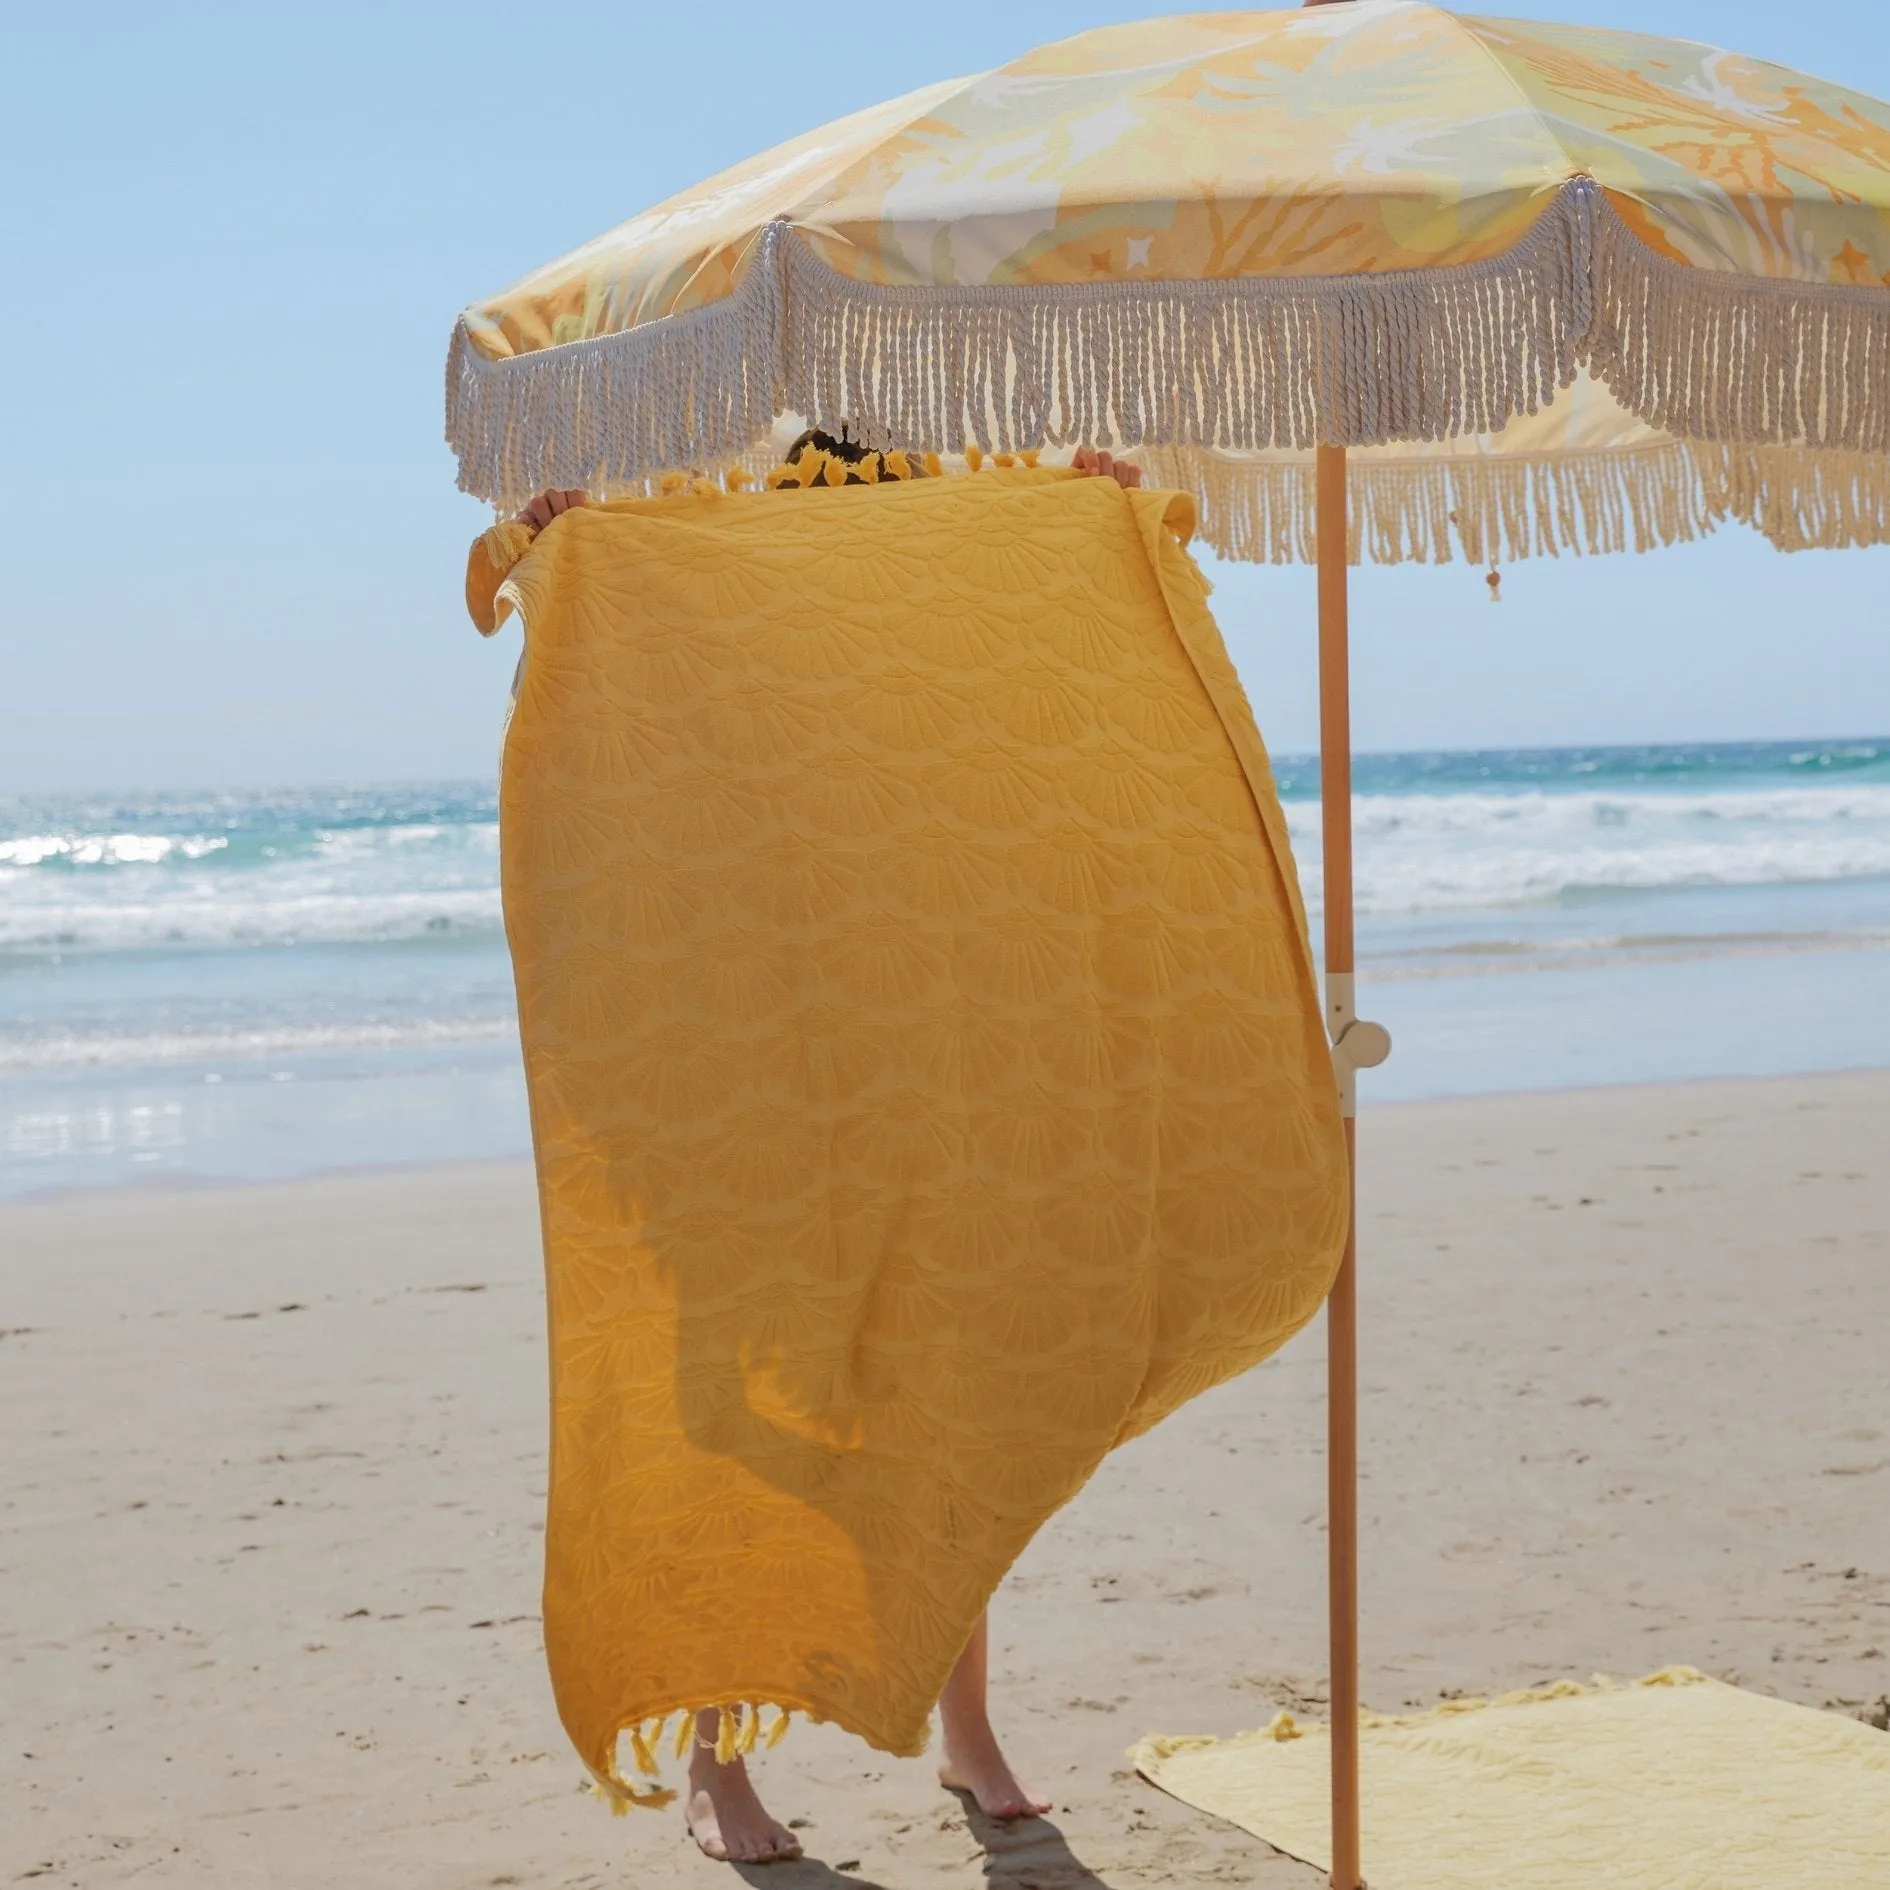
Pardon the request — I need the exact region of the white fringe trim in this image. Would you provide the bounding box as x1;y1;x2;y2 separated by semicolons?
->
1590;210;1890;455
445;225;788;516
446;176;1890;524
448;183;1596;507
775;179;1591;466
1138;439;1890;566
1709;444;1890;554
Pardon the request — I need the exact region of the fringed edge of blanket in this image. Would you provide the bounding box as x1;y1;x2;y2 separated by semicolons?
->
1137;440;1890;566
1130;1665;1714;1769
586;1701;798;1814
445;177;1890;521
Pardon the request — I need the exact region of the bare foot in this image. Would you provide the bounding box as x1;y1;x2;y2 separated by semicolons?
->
685;1728;802;1864
935;1610;1050;1820
938;1717;1052;1821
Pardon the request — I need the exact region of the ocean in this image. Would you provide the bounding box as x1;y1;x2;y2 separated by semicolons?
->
3;739;1887;1197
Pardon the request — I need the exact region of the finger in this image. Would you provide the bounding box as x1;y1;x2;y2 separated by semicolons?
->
560;488;589;512
1073;446;1096;474
520;496;551;532
1120;461;1143;488
1096;450;1115;482
544;490;569;518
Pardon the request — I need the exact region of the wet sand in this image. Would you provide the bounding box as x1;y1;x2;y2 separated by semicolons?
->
5;1072;1887;1888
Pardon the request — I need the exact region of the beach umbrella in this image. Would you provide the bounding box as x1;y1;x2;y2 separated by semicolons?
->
445;5;1890;1882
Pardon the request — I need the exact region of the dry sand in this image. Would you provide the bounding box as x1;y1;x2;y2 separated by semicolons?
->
4;1072;1887;1889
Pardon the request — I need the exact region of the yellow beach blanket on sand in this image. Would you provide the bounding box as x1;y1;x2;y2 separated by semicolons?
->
1132;1667;1890;1889
483;466;1348;1803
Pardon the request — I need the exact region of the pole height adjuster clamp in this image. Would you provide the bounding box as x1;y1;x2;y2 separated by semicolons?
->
1326;972;1391;1118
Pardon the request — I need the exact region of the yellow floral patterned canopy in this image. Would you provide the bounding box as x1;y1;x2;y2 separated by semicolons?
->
446;2;1890;561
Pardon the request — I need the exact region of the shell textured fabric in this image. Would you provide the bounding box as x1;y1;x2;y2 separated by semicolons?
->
486;467;1348;1801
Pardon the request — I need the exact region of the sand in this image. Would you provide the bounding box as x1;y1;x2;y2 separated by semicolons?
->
4;1072;1887;1889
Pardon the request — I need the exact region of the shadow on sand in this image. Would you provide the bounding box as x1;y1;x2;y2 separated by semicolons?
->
733;1794;1121;1889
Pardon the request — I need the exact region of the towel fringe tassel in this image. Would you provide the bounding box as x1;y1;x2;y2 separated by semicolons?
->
587;1701;797;1814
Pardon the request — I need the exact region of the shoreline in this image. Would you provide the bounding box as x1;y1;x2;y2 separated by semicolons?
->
6;1071;1887;1887
4;1061;1886;1210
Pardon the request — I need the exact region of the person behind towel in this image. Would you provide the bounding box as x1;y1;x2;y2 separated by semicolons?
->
508;434;1143;1866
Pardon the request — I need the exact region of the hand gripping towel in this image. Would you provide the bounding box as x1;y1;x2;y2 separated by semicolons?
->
483;466;1348;1804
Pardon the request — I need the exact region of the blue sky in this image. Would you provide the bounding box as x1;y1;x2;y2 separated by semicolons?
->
3;0;1885;792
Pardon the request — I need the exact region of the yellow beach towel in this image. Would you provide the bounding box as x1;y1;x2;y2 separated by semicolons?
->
483;466;1348;1803
1131;1668;1890;1889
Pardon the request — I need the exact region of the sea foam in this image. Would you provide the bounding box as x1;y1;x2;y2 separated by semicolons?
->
3;760;1888;952
1286;783;1890;916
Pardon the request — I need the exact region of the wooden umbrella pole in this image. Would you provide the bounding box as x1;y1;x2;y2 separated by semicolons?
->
1316;442;1362;1890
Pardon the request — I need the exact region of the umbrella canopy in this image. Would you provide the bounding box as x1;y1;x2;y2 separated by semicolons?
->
446;0;1890;549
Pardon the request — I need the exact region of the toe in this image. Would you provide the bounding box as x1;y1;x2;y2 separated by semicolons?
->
687;1806;730;1861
